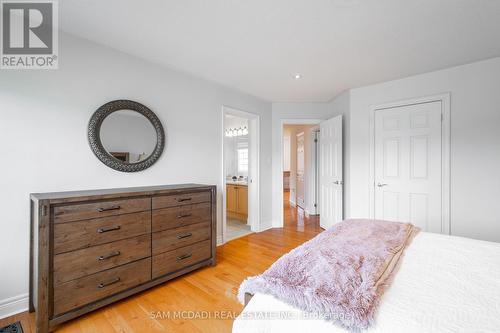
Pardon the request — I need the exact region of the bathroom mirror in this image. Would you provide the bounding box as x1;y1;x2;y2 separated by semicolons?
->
88;100;165;172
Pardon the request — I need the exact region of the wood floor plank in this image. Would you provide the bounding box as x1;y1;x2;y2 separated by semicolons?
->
0;192;321;332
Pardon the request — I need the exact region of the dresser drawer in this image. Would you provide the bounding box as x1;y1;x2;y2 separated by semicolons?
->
152;222;210;255
54;234;151;285
54;211;151;254
54;198;151;224
152;202;211;232
53;258;151;316
152;191;210;210
152;240;211;279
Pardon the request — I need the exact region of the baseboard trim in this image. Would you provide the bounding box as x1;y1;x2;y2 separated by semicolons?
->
258;224;274;233
216;235;224;246
0;293;28;320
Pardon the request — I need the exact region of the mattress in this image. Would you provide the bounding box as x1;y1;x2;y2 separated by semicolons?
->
233;232;500;333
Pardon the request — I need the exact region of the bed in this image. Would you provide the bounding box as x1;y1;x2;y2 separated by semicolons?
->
233;231;500;332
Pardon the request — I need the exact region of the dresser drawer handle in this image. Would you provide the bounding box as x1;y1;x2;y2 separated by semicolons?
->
97;205;121;212
176;253;192;261
97;226;121;233
177;233;193;239
98;251;121;261
177;213;192;219
98;277;121;289
177;198;192;202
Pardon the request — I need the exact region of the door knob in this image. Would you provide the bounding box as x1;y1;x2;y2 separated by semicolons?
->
377;183;388;187
333;180;343;185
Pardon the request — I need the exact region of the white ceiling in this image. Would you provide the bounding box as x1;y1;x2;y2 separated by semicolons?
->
60;0;500;102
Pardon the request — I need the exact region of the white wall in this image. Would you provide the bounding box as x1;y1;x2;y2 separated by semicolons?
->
0;32;272;317
348;57;500;242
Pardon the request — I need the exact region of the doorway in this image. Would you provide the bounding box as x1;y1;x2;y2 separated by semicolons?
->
296;132;306;209
282;124;319;227
279;117;344;229
222;106;260;243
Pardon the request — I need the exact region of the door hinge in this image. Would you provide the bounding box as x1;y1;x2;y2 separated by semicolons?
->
314;138;318;143
314;203;317;208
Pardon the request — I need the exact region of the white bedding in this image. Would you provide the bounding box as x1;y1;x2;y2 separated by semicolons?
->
233;232;500;333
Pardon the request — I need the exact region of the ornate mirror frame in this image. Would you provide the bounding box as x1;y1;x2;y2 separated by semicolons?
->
88;100;165;172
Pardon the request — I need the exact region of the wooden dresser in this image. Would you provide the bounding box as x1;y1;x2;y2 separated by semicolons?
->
30;184;216;333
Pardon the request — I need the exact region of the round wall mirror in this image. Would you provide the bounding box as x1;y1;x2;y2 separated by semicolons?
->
88;100;165;172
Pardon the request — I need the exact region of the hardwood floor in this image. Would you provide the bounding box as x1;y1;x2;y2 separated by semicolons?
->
1;193;321;333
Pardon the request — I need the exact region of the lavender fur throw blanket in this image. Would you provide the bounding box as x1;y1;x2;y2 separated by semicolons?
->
238;219;418;331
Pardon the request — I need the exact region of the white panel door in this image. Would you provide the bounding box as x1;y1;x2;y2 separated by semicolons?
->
374;101;442;232
319;115;343;229
296;132;306;208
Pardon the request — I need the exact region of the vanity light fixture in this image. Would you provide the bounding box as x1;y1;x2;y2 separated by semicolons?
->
225;126;248;137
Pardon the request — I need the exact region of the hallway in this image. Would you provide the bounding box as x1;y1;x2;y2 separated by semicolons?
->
283;191;321;233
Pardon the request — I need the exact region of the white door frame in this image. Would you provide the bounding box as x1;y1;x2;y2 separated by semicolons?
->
278;119;322;228
368;93;451;234
221;106;260;244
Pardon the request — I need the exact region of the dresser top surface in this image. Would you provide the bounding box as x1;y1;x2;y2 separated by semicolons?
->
31;183;215;203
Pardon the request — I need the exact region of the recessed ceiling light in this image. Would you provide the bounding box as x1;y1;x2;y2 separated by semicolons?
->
294;73;302;80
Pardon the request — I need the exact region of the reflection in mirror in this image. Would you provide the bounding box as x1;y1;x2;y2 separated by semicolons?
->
100;110;157;163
